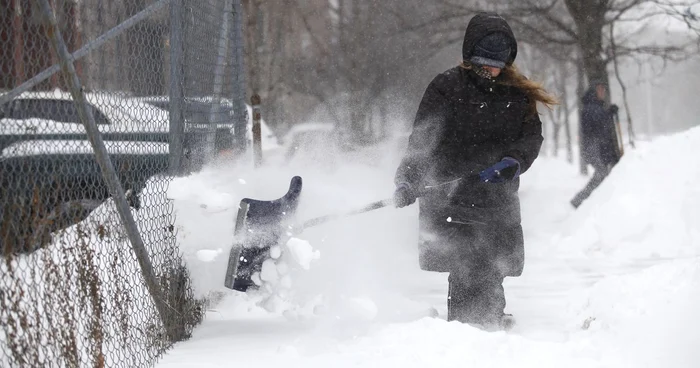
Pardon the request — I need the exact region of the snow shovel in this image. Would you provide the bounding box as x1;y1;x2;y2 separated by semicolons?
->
223;176;303;291
222;176;469;291
223;176;426;291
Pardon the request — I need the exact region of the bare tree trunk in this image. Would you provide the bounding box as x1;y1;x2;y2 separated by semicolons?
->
336;0;345;96
378;95;388;140
552;117;561;157
564;0;609;86
576;55;588;175
540;109;549;156
561;62;573;163
609;22;636;150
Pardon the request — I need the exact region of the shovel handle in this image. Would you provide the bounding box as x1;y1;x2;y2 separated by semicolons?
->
300;198;394;229
298;184;439;230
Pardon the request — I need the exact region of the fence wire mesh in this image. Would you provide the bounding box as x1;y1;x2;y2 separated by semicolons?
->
0;0;245;366
178;0;247;172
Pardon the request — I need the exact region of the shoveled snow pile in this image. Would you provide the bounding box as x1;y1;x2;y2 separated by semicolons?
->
555;126;700;259
167;167;323;315
165;151;401;313
284;238;321;271
250;237;322;317
567;257;700;367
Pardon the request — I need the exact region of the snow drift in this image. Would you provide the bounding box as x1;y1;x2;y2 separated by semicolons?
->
0;177;193;367
556;126;700;260
567;257;700;367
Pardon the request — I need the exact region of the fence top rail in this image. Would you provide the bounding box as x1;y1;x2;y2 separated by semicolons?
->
0;0;172;106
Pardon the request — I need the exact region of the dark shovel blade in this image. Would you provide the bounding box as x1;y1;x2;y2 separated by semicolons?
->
224;176;303;291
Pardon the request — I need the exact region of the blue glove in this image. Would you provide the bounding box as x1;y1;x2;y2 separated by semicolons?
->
393;183;417;208
479;157;521;183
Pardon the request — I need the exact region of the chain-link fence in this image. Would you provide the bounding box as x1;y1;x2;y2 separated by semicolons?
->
0;0;247;367
179;0;247;170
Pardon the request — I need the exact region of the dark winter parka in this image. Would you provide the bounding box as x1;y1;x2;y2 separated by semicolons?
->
395;13;543;277
580;88;621;168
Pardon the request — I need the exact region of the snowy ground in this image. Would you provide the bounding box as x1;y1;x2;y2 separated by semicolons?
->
155;128;700;368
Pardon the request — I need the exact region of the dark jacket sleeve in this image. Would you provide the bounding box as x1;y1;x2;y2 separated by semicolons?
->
504;108;544;174
395;75;450;188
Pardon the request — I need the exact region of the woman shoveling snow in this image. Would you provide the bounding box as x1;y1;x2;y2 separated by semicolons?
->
393;12;557;331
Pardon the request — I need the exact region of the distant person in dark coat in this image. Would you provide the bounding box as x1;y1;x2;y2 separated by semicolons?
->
392;12;557;330
570;81;621;208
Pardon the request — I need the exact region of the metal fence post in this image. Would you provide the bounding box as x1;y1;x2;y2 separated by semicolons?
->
231;0;247;154
38;0;176;341
169;0;184;175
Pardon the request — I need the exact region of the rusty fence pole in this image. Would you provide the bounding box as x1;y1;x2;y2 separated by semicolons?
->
251;94;262;167
38;0;177;341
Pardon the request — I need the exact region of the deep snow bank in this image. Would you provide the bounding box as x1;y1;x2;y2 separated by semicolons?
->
567;257;700;367
1;176;183;367
556;126;700;259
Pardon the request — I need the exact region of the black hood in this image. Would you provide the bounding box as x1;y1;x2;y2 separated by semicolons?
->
462;12;517;65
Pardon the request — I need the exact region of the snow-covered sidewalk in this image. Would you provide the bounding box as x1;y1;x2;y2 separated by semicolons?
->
155;129;700;368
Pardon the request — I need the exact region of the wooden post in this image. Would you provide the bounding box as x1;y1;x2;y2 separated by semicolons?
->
251;94;263;167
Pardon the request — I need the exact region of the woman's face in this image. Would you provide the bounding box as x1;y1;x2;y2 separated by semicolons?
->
484;66;502;77
596;84;607;100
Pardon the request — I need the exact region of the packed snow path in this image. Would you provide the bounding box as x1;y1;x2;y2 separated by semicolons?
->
156;131;700;367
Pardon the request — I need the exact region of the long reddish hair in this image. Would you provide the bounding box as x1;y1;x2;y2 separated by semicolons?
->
460;61;558;114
